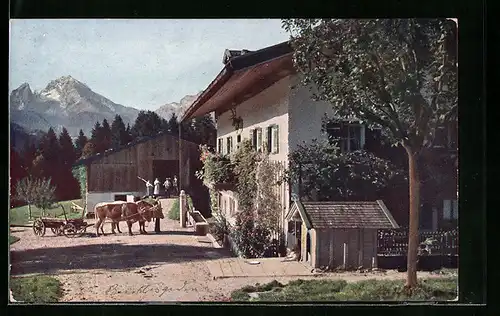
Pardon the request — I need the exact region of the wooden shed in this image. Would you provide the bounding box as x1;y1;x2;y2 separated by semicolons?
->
73;132;200;215
285;199;399;269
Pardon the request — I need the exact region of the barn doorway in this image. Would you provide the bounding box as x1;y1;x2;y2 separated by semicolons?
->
152;160;179;190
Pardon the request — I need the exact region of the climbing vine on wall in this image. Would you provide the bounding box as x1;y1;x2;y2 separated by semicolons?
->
71;165;87;205
232;139;259;212
255;153;282;233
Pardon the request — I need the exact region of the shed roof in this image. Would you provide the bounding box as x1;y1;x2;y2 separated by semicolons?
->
72;131;199;167
290;200;399;229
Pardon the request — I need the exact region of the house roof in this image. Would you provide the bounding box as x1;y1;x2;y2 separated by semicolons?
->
289;200;399;229
72;131;199;167
181;41;294;122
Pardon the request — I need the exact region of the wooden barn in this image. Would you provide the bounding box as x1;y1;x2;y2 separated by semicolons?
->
285;199;399;269
73;132;201;215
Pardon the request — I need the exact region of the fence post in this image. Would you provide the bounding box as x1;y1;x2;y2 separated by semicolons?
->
343;242;348;269
179;190;187;228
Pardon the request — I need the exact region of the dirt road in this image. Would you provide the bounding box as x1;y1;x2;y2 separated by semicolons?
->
9;201;455;302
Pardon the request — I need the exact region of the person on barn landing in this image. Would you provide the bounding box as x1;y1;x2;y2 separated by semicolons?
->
164;178;172;198
145;180;153;198
154;178;161;198
172;175;178;196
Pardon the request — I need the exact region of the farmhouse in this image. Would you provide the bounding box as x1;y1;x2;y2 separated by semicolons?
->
181;41;458;261
73;132;201;215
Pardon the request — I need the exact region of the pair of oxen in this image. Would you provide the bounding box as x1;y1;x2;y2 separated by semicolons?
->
93;199;164;237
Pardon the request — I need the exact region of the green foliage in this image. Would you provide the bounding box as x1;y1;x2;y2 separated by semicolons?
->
255;154;282;232
208;193;232;243
282;19;457;150
230;277;457;301
168;195;194;220
72;165;87;205
196;145;235;185
169;198;180;220
111;114;131;148
14;176;37;209
287;139;405;201
74;129;88;158
31;177;56;213
233;139;259;212
131;110;168;138
10;199;83;225
10;275;63;303
230;211;271;258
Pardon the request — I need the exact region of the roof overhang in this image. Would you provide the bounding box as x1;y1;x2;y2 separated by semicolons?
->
181;41;295;122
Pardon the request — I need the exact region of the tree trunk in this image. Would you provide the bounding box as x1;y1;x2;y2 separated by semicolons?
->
28;204;32;219
404;146;420;289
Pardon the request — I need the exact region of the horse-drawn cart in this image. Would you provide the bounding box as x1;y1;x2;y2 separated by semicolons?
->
32;204;93;238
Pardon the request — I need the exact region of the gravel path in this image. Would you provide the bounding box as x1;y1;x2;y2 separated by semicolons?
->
9;199;456;302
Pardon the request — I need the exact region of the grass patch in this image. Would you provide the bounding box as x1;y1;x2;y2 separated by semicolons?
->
9;235;20;245
230;277;457;301
168;195;193;220
10;275;63;303
10;199;84;225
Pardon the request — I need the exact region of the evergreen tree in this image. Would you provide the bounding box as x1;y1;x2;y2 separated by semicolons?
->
101;119;112;151
90;121;102;142
21;141;37;175
40;127;61;163
191;114;217;145
59;127;76;165
168;113;180;136
111;114;128;148
131;110;167;138
74;129;88;159
125;123;134;144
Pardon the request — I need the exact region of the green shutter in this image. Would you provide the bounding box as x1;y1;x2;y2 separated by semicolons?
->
274;125;280;153
267;126;272;153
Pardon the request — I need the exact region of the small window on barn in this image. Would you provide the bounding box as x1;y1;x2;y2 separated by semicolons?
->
114;194;127;201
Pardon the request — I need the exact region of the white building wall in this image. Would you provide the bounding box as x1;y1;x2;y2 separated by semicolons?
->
216;76;292;225
287;75;335;153
86;191;143;215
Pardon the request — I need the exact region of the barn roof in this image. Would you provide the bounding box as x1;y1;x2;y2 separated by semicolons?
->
288;200;399;229
72;131;199;167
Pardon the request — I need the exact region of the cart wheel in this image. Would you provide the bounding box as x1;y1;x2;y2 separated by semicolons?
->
63;223;79;238
33;219;46;237
51;226;63;236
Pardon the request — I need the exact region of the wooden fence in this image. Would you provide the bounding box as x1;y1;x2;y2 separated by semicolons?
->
377;228;459;256
376;228;458;270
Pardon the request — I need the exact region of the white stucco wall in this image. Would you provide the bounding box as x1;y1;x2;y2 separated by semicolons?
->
287;75;335;152
216;76;292;225
216;76;291;162
86;191;143;215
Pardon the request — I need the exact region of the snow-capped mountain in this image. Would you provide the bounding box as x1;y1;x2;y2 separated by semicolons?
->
10;76;140;137
155;92;202;121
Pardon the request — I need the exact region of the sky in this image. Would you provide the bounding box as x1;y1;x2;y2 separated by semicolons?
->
9;19;290;111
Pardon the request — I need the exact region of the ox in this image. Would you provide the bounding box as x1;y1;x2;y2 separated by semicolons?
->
94;200;163;237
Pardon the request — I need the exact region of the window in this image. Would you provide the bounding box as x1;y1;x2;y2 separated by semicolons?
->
229;197;236;216
266;125;280;154
256;128;263;152
226;136;233;155
217;138;223;154
326;122;365;152
443;199;458;220
236;134;241;143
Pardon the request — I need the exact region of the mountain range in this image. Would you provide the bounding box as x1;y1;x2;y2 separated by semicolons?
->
10;76;203;149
